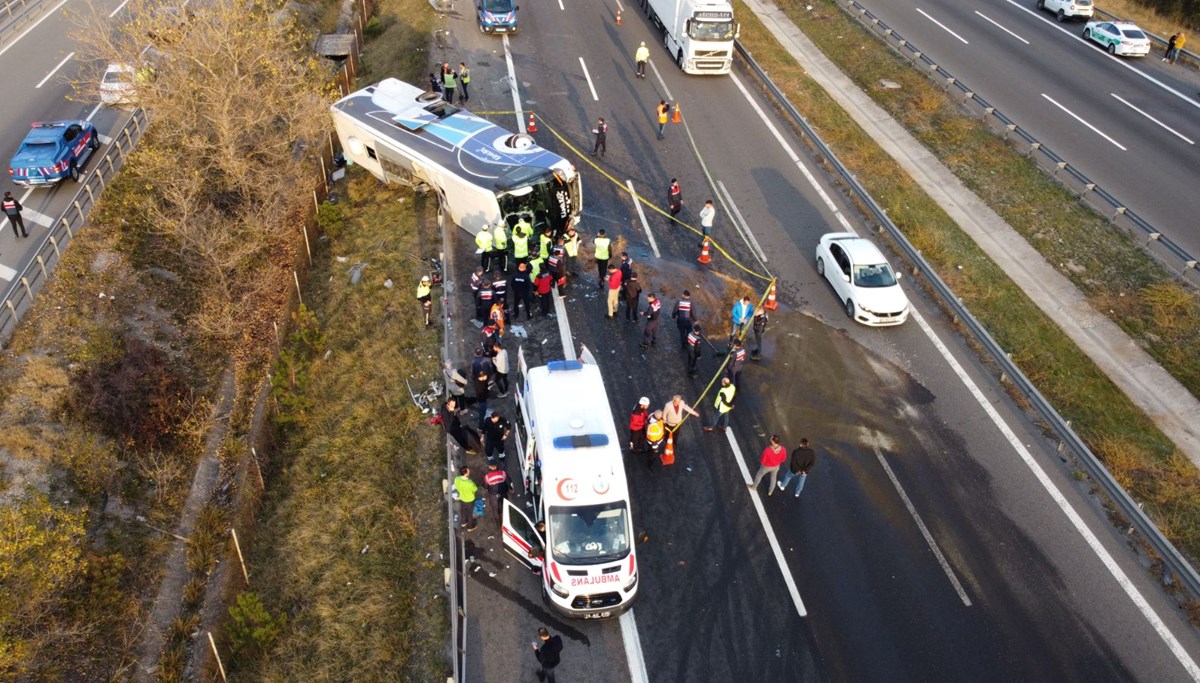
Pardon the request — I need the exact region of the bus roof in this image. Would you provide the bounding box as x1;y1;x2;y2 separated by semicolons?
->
526;361;629;508
331;78;572;193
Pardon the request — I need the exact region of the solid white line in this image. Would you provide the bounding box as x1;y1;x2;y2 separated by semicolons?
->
0;263;17;282
907;307;1200;680
729;72;855;232
916;8;969;45
550;283;575;361
715;180;768;264
974;10;1029;44
19;208;54;227
37;52;76;89
619;612;649;683
649;60;673;102
625;180;661;258
85;103;103;122
1111;93;1194;144
501;35;525;133
1041;93;1126;150
1003;0;1200;112
873;446;972;606
0;0;72;58
556;0;563;9
578;57;599;101
109;0;130;17
725;429;808;617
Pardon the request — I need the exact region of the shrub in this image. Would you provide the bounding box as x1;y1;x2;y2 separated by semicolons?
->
226;592;286;657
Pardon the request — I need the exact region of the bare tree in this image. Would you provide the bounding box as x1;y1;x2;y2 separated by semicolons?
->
70;0;332;336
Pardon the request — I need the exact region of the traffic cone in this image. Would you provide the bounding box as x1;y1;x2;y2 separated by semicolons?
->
662;433;675;466
527;112;537;133
672;102;682;124
697;237;712;264
616;7;622;25
764;280;778;310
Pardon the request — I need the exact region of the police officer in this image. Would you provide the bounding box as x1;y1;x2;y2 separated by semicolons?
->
726;339;747;386
2;192;27;238
563;224;580;276
593;229;611;286
668;178;683;218
686;323;704;378
751;308;769;360
483;409;512;464
477;280;495;321
640;293;662;348
458;62;471;103
492;219;509;273
672;290;694;347
511;261;533;320
416;275;433;327
491;269;509;313
591;117;608;157
475;225;494;272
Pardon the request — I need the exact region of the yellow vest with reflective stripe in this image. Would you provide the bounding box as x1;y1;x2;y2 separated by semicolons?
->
564;232;579;257
594;236;611;260
512;232;529;258
714;385;736;413
646;420;664;442
493;224;508;249
475;230;493;251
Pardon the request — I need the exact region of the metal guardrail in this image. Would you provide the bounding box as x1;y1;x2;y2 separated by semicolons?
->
0;108;149;347
0;0;46;45
735;41;1200;603
837;0;1200;288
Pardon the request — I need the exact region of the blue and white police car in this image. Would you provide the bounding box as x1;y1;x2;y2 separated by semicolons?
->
8;121;101;187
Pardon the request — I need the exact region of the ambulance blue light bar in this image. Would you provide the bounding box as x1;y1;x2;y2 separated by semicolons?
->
546;360;584;372
552;434;609;449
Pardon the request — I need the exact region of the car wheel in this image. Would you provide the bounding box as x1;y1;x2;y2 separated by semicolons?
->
844;298;856;319
69;162;80;182
1035;0;1044;8
1055;9;1065;21
89;135;100;151
1108;43;1117;55
816;256;825;276
1083;28;1091;39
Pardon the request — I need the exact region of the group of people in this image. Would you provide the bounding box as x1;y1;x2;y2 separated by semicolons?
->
465;217;583;324
1165;32;1187;65
429;61;472;104
749;436;817;499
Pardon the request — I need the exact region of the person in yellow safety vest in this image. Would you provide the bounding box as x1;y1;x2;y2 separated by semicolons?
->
512;217;532;262
645;410;666;472
592;229;612;287
656;100;670;140
457;62;471;104
416;275;433;327
704;378;736;433
475;225;494;272
528;256;543;280
563;225;580;276
442;63;457;104
492;220;509;272
538;228;553;260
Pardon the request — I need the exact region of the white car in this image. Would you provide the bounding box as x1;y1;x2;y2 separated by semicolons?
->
1036;0;1093;22
815;233;910;327
100;64;137;106
1083;21;1152;57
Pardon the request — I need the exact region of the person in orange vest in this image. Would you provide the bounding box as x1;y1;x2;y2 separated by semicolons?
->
489;300;506;336
656;100;670;140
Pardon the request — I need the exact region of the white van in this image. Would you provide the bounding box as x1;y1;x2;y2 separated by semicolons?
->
1036;0;1093;22
501;350;639;619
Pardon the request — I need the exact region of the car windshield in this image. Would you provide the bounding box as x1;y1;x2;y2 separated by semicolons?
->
1120;28;1146;39
689;19;736;41
481;0;513;11
853;263;898;288
103;71;129;83
548;502;630;565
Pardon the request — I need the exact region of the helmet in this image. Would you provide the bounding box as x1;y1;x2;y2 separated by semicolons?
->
638;397;650;406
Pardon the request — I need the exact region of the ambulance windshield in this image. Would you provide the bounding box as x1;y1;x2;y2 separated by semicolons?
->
548;502;630;565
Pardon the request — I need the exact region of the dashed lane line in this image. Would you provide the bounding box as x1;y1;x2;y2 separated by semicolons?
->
626;180;661;258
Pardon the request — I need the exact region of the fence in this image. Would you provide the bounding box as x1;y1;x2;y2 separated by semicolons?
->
0;108;150;347
0;0;44;46
736;40;1200;604
836;0;1200;288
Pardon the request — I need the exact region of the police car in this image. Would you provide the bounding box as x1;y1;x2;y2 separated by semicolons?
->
476;0;518;34
8;121;100;187
1082;20;1152;57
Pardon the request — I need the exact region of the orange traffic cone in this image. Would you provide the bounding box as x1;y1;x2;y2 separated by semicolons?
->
661;433;675;465
616;8;622;25
527;112;537;133
672;102;682;124
697;237;712;264
764;280;778;310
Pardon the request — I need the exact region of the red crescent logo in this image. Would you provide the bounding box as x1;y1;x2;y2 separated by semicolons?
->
593;479;610;495
557;478;577;500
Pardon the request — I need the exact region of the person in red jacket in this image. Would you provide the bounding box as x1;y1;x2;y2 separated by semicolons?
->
534;267;553;317
628;397;650;454
749;435;787;495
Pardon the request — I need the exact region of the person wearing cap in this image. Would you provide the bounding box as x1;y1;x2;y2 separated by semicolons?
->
635;41;650;79
703;377;736;433
629;397;650;454
416;275;433;327
686;323;705;377
672;290;695;347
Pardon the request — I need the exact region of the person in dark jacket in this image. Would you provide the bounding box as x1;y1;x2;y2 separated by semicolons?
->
473;370;492;427
534;267;553;316
778;437;816;498
439;397;479;454
640;293;661;348
591;117;607;157
621;269;642;322
672;290;695;347
725;338;747;386
511;261;533;320
686;324;704;378
533;627;563;682
2;191;27;238
484;462;510;522
483;411;512;464
751;308;769;360
667;178;682;217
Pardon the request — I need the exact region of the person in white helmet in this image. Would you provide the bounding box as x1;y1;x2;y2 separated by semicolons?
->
635;41;650;79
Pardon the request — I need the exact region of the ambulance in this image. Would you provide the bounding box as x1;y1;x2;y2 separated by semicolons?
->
502;349;639;619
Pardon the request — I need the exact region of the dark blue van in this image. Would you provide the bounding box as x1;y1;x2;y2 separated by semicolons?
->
476;0;518;34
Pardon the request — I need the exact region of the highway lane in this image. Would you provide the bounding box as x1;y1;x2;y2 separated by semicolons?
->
455;0;1200;680
836;0;1200;258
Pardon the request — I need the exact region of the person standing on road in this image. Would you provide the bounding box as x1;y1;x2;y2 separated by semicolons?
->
619;252;634;281
629;396;650;454
477;281;495;322
645;410;666;471
749;435;788;495
484;462;510;522
751;308;769;360
492;342;510;397
703;377;736;433
606;264;623;318
458;62;471;103
1172;33;1187;64
512;261;533;320
593;229;612;285
635;41;650;79
534;266;553;317
621;268;642;323
454;466;479;530
441;62;457;105
429;71;442;95
686;323;705;378
725;339;747;386
416;275;433;327
475;225;494;272
778;437;816;498
672;290;695;347
698;199;716;242
592;117;608;157
492;219;509;273
563;224;580;276
656;100;670;140
533;627;563;682
640;293;662;348
474;370;492;427
668;178;683;218
483;410;512;464
3;192;27;238
730;295;754;343
662;394;699;453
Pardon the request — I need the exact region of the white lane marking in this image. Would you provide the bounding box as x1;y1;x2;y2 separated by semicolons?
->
556;0;563;9
726;429;808;617
108;0;130;17
1003;0;1200;112
37;52;76;89
578;57;599;101
649;60;673;102
85;103;103;122
1111;93;1195;144
874;446;972;606
501;35;525;133
729;72;855;232
98;134;113;145
974;10;1029;44
715;180;768;264
916;8;969;44
619;611;649;683
550;282;575;361
0;263;18;282
1041;93;1126;150
908;307;1200;680
19;189;34;204
0;0;72;58
626;180;661;258
19;207;54;227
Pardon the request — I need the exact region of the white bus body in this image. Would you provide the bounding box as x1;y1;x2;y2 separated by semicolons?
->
331;78;581;237
643;0;738;75
502;350;639;619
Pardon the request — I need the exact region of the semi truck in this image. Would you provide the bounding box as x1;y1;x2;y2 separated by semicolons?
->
641;0;738;75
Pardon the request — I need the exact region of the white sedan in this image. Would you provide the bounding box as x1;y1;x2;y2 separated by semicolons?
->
100;64;137;106
815;233;910;327
1082;21;1151;57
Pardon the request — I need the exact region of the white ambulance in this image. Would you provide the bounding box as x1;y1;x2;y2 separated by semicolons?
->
502;350;639;619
